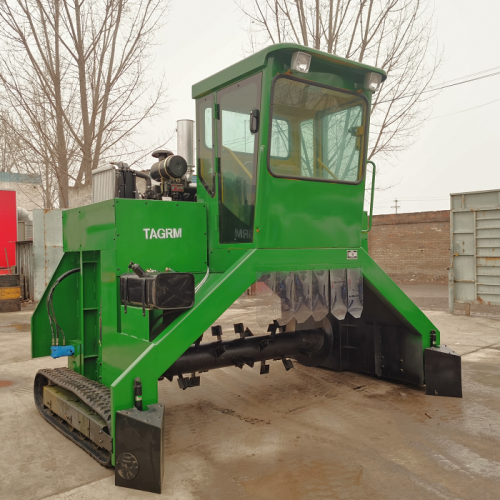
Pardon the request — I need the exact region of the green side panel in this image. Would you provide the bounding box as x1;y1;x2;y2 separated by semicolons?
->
80;251;101;381
99;249;118;384
359;249;439;347
257;174;364;249
119;305;150;341
361;211;368;252
63;201;116;252
114;199;208;273
253;56;366;250
32;252;81;358
102;332;151;388
208;248;247;273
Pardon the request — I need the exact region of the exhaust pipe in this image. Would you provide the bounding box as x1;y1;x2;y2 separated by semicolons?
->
176;119;194;182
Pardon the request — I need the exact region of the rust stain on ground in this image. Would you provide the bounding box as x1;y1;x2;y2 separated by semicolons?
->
0;380;13;388
241;461;365;500
7;323;31;332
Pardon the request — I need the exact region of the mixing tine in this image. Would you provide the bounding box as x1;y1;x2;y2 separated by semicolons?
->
178;374;189;390
244;357;255;368
234;323;244;335
233;358;245;369
189;373;200;387
211;325;222;342
240;327;254;339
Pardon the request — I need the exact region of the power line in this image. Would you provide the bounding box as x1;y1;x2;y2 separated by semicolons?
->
378;69;500;105
426;65;500;90
377;198;449;208
399;198;448;200
380;196;449;201
429;97;500;120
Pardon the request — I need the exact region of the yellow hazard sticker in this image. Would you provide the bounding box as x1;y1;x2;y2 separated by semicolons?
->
0;287;21;300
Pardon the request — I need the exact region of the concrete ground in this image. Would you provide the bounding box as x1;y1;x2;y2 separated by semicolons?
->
399;284;500;318
0;285;499;500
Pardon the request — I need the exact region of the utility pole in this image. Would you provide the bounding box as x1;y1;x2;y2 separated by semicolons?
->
392;199;400;214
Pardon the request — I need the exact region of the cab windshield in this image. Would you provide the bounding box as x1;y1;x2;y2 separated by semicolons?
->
269;76;367;183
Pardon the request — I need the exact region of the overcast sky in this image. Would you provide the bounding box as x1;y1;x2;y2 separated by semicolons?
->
148;0;500;215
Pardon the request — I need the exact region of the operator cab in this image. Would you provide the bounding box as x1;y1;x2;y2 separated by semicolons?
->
193;44;385;254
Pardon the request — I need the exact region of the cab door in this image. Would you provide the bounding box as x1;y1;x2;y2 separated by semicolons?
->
216;73;262;244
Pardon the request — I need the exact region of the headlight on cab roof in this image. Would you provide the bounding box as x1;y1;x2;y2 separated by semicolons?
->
364;72;382;92
291;51;311;73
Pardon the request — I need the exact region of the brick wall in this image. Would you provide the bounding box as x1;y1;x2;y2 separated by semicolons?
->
368;211;450;283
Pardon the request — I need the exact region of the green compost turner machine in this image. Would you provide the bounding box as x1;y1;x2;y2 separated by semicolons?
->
32;44;462;493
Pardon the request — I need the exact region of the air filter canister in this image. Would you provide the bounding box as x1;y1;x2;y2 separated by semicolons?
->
150;154;188;181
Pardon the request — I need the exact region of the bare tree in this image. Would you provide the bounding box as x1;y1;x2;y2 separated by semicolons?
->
0;114;18;173
0;0;170;208
239;0;440;162
0;107;60;208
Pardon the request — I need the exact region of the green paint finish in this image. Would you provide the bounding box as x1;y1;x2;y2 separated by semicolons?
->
361;212;368;252
32;44;438;468
80;252;100;380
114;199;208;274
119;306;150;341
101;331;151;387
33;200;208;365
63;201;116;252
31;252;81;358
63;199;208;273
193;43;386;98
208;248;247;273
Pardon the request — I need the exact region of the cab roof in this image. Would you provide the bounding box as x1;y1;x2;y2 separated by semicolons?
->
192;43;387;99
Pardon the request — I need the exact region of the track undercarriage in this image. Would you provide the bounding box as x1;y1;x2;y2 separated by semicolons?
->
34;368;112;466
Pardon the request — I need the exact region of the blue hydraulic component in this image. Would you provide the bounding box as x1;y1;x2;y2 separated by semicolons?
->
50;345;75;359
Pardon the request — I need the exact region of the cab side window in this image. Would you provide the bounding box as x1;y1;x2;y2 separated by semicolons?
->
196;95;215;197
217;73;262;243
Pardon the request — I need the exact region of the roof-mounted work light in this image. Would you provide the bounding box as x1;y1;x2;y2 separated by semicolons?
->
291;51;311;73
364;72;382;92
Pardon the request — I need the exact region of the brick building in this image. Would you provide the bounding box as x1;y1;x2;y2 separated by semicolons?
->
368;210;450;284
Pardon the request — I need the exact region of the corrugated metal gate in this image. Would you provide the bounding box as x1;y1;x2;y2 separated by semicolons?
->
15;241;33;300
449;189;500;312
33;209;64;302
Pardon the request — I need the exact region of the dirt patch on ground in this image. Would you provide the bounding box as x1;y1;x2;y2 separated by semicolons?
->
207;403;271;425
6;323;31;332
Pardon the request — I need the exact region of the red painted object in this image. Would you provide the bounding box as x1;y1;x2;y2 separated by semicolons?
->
0;190;17;274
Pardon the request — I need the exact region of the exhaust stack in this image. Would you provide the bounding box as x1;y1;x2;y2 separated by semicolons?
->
176;119;195;182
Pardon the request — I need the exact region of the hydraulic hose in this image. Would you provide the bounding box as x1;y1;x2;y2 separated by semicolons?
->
46;268;80;346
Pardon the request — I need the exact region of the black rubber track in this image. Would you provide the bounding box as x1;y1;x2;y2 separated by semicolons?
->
34;367;113;467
